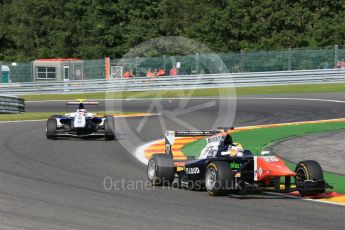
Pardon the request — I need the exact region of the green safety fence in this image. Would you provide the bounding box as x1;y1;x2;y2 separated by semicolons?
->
83;59;105;80
1;62;32;82
1;46;345;82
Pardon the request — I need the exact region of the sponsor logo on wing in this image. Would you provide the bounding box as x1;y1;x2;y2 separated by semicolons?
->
206;135;223;144
262;156;279;163
185;167;200;175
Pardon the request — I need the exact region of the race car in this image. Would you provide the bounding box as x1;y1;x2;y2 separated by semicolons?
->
147;129;331;196
46;100;115;140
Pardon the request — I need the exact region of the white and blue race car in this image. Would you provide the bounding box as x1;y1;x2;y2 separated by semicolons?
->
46;101;115;140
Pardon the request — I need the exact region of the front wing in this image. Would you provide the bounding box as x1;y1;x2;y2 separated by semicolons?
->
54;130;106;138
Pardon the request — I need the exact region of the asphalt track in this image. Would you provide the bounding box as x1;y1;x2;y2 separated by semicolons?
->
1;93;345;229
273;129;345;175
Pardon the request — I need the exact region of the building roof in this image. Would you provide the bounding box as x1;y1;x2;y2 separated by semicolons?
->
34;58;81;62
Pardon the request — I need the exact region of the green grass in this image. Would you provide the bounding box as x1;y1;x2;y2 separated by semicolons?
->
20;82;345;101
0;111;131;122
183;138;207;159
181;121;345;193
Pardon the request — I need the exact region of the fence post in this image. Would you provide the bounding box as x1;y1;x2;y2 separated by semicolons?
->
0;61;2;83
135;57;140;78
12;62;17;83
240;50;243;72
220;58;223;73
163;55;166;71
195;53;199;75
288;47;292;71
335;44;339;68
105;57;110;80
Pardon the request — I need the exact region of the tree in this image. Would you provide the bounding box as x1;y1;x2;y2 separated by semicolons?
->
0;0;345;61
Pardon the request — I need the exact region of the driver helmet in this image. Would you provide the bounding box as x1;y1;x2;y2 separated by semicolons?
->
78;103;85;110
229;143;244;157
78;103;87;113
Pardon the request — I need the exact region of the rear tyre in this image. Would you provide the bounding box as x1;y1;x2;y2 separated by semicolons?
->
147;154;174;186
295;160;324;196
104;115;115;141
205;161;234;196
46;118;57;140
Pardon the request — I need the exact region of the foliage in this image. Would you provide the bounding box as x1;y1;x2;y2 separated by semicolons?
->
1;0;345;61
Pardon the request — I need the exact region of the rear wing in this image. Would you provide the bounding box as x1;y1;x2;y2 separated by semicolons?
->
164;128;235;155
66;100;99;105
65;99;99;112
165;130;222;155
173;130;221;137
217;127;234;132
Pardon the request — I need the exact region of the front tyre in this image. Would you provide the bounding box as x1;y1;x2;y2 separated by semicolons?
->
205;161;234;196
147;154;174;186
104;115;115;141
46;118;57;140
295;160;325;196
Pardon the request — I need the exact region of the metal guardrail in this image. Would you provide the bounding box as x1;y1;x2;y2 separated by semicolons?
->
0;95;25;114
0;69;345;95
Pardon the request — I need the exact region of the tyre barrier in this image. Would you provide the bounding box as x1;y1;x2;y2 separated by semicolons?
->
0;95;25;114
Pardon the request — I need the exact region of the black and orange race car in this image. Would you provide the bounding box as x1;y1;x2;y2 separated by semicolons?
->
147;129;332;196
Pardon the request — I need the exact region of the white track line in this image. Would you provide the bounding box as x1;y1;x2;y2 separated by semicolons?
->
244;97;345;104
0;119;45;124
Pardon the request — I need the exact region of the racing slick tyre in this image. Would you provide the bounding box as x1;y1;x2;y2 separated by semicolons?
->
295;160;324;196
147;154;174;186
205;161;234;196
104;115;115;141
46;118;57;140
